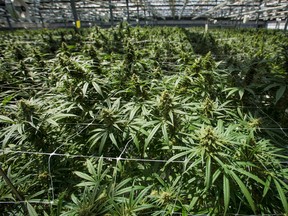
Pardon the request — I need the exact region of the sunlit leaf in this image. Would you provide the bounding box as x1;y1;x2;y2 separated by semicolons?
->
0;115;14;123
161;122;169;145
144;122;161;150
205;155;212;190
82;82;89;97
92;81;103;97
74;171;95;182
223;174;230;215
26;202;38;216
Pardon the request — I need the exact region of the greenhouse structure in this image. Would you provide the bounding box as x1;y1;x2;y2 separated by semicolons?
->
0;0;288;215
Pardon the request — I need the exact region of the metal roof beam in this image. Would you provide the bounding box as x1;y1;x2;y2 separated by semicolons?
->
227;4;288;18
192;0;233;19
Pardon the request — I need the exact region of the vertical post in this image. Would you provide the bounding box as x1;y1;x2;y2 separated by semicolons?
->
284;17;288;32
137;0;139;20
4;11;12;29
256;12;260;28
143;1;147;25
205;23;208;33
126;0;130;22
275;19;279;30
109;0;114;26
70;0;80;29
39;11;45;28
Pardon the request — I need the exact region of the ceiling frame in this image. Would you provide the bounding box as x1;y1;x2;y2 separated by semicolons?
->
0;0;287;26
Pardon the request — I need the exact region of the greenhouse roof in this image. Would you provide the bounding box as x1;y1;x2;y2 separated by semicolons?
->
0;0;288;27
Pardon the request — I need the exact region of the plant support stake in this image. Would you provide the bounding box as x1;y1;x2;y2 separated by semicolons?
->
0;165;29;214
0;165;24;201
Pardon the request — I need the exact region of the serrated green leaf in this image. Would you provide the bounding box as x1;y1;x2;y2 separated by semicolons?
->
238;88;244;100
168;110;174;125
89;132;104;150
114;178;131;193
189;196;199;209
166;149;191;164
212;168;221;183
263;175;271;198
87;160;96;177
134;185;151;205
245;87;255;97
76;182;96;187
185;157;201;174
276;178;288;191
97;157;104;179
161;123;169;145
230;170;255;213
0;115;14;123
131;133;140;151
274;178;288;213
82;82;89;97
275;85;286;103
2;94;15;106
3;124;18;148
182;208;188;216
223;174;230;215
92;81;103;97
133;204;154;212
27;190;45;200
129;105;140;120
46;118;59;126
154;173;165;187
51;113;76;120
144;122;161;150
223;87;239;98
74;171;95;182
71;194;79;205
263;83;280;92
114;186;135;197
205;155;212;190
99;132;108;154
234;168;265;185
26;202;38;216
109;133;118;147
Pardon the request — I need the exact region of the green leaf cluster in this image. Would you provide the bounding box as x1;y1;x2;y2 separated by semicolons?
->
0;25;287;215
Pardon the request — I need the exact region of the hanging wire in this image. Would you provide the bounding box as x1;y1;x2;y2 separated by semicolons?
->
0;149;185;164
47;118;97;204
0;200;52;204
251;101;288;138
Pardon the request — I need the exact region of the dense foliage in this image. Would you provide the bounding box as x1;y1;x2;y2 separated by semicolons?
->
0;24;288;215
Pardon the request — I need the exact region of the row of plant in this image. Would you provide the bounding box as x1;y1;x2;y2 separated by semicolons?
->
0;24;288;215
